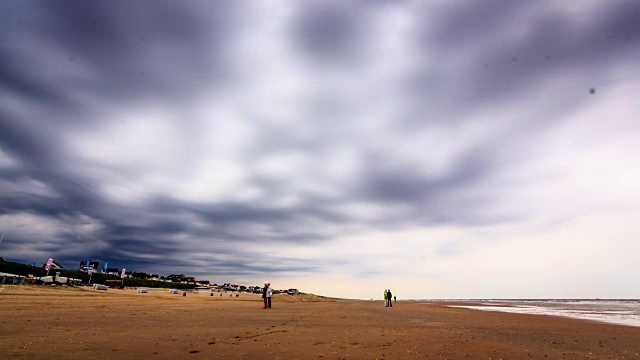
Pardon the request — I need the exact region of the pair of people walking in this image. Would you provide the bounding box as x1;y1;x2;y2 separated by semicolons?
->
383;289;393;307
262;282;273;309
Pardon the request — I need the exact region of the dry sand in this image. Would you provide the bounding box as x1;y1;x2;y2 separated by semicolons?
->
1;286;639;359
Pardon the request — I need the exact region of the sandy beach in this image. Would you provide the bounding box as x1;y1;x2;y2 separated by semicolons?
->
1;286;639;359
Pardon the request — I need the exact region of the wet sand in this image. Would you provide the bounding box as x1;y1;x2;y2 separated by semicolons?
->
1;286;639;359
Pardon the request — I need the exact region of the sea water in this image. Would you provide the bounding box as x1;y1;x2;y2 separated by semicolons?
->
447;300;640;327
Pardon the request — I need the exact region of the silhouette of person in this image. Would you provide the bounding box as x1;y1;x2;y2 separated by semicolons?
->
262;283;268;309
266;283;273;309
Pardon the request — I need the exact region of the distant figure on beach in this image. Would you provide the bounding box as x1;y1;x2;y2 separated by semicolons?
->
387;289;393;307
394;296;396;303
262;283;268;308
266;283;273;309
263;282;273;309
384;289;388;307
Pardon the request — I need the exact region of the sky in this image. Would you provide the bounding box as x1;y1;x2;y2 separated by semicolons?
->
1;0;639;299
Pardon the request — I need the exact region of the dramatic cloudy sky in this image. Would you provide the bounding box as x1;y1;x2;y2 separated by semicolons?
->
1;0;639;299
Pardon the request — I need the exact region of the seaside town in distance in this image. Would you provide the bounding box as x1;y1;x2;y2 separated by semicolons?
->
0;257;300;295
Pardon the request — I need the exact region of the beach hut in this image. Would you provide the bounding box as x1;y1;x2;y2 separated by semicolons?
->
105;279;124;289
35;275;55;284
193;286;211;294
0;272;25;285
54;276;82;286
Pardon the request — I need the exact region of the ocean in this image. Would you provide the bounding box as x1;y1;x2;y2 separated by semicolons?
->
446;300;640;327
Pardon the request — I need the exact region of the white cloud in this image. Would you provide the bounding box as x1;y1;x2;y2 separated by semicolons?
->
259;211;639;299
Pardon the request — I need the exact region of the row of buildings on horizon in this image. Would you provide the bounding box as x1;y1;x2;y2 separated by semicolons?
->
13;258;299;295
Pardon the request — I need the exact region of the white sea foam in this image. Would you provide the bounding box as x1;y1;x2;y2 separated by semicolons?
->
449;300;640;327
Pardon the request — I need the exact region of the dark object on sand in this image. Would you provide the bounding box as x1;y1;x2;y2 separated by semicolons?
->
183;292;186;297
590;88;596;94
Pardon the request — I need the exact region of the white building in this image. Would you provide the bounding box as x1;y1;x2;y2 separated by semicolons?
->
0;272;24;285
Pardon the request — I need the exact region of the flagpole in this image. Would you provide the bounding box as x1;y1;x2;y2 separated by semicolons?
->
120;269;126;289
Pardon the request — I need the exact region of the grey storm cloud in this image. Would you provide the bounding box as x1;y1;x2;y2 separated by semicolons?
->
0;0;638;280
426;0;640;107
1;0;239;104
291;1;369;65
402;0;639;116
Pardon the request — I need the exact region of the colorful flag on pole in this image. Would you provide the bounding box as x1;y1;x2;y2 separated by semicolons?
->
45;258;53;271
120;268;126;279
88;266;93;275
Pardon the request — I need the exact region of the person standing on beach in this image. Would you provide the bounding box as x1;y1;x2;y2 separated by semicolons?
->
383;289;388;307
266;282;273;309
387;289;393;307
262;283;268;309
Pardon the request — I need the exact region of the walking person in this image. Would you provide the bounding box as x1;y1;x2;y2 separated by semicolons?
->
266;282;273;309
387;289;393;307
383;289;388;307
262;283;268;309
